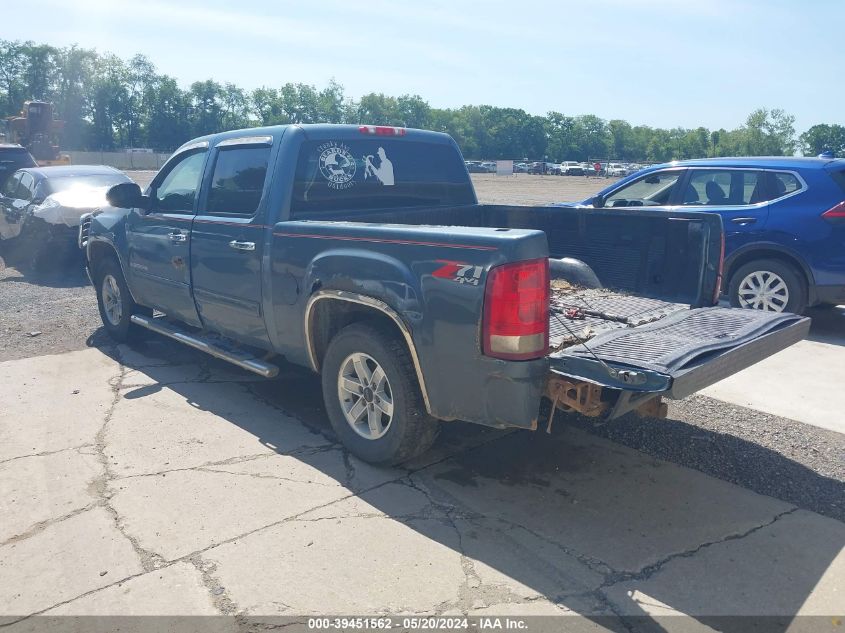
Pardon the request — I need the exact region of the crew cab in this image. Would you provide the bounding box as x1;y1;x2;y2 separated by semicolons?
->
80;125;809;465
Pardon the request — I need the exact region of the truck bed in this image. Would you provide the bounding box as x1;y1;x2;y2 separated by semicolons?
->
549;282;688;350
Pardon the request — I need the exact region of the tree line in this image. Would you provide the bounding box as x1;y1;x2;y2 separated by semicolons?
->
2;39;843;161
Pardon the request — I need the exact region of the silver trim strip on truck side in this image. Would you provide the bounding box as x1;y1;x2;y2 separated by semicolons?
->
304;289;433;414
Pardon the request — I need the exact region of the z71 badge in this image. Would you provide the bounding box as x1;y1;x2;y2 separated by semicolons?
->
433;260;483;286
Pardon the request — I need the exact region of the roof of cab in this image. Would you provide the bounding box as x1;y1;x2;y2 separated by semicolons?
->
178;124;454;152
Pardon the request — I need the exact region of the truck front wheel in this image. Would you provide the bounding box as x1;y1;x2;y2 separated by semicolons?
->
94;256;148;342
321;323;439;465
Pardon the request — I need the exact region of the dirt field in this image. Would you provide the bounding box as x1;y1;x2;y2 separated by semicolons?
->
472;173;617;205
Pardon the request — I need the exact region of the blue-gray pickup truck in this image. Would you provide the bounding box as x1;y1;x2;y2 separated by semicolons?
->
79;124;810;464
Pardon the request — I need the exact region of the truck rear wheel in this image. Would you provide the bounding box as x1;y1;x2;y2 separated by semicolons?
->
94;256;148;342
321;323;439;465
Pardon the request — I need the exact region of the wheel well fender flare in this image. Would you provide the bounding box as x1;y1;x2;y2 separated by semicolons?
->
723;243;814;290
304;290;432;415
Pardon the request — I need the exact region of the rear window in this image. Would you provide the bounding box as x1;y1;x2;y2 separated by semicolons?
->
0;149;36;185
830;169;845;194
290;139;473;215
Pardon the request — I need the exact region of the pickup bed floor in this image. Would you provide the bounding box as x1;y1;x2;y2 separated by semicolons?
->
549;284;687;350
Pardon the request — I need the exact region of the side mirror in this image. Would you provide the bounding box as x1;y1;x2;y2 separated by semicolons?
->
591;194;605;208
107;182;148;210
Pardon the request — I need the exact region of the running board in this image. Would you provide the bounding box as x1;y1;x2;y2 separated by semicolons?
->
130;314;279;378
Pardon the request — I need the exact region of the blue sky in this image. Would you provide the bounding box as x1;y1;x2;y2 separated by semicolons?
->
4;0;840;133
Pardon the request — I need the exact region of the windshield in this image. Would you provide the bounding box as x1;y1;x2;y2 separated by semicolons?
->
603;170;681;207
44;173;130;194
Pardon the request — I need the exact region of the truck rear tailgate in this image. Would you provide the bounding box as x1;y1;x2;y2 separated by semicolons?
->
549;305;810;398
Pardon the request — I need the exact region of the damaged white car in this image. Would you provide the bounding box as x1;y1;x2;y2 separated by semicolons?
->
0;165;131;270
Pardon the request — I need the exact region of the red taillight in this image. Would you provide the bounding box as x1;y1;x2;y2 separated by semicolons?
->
822;200;845;221
483;258;549;360
358;125;406;136
713;230;725;304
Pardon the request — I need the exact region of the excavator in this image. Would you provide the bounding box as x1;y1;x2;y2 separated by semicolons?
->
2;100;71;166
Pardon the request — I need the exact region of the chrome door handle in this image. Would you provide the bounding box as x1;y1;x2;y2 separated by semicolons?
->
168;231;187;243
731;217;757;225
228;240;255;251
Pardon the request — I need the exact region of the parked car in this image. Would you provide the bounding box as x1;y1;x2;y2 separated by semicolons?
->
480;161;497;173
0;165;131;270
81;124;807;464
0;144;37;189
607;163;627;177
513;162;529;173
561;161;585;176
465;160;485;173
558;156;845;313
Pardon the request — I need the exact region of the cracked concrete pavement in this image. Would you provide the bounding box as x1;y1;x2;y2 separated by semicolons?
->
1;340;843;630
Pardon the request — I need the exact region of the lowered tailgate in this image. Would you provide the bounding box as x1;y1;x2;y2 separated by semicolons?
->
549;306;810;399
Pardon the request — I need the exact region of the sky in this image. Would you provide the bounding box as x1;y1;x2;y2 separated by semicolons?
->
3;0;841;134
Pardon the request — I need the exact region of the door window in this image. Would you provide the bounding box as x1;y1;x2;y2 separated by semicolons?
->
206;146;271;216
17;172;34;201
152;151;206;213
684;170;763;206
604;170;681;207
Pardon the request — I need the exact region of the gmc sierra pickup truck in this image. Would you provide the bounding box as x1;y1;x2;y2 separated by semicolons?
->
80;124;809;464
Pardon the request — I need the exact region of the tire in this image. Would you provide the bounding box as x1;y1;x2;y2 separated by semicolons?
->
94;256;148;342
321;322;439;465
728;258;807;314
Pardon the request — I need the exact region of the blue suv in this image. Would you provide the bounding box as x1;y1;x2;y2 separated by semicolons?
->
563;157;845;314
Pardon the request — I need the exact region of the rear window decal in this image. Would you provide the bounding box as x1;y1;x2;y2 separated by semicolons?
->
363;147;394;186
318;142;356;190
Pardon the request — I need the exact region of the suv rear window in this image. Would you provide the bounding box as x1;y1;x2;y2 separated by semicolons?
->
830;169;845;194
291;139;473;216
0;148;37;187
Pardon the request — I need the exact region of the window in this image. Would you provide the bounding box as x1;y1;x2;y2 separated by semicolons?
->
769;172;801;198
684;170;763;206
291;139;474;215
17;172;34;201
153;151;206;213
206;146;271;216
830;169;845;194
3;172;21;198
605;170;681;207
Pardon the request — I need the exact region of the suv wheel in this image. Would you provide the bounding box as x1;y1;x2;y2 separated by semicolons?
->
321;323;439;465
728;258;806;314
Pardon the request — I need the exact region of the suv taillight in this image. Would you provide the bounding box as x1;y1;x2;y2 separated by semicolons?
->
483;258;549;360
821;200;845;222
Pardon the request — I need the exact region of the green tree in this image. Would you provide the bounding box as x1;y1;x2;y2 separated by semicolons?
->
800;124;845;157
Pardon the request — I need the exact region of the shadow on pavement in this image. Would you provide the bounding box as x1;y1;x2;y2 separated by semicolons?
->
98;336;844;631
805;304;845;347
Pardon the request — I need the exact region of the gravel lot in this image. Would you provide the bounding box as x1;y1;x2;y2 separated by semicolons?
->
1;170;842;524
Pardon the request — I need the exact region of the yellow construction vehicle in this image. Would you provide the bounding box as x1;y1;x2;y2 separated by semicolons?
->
3;101;71;166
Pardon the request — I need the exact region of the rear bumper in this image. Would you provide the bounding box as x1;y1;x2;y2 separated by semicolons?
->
430;355;548;430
